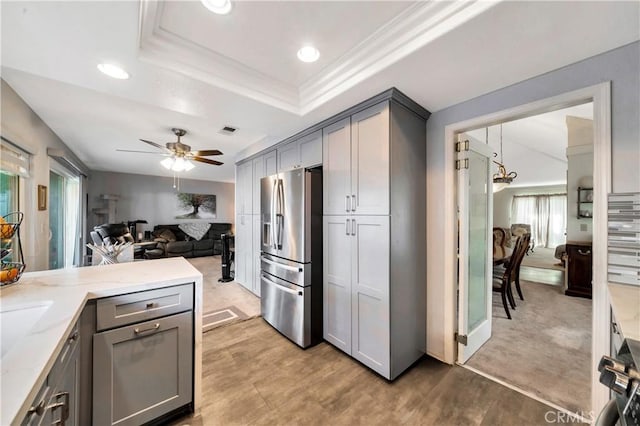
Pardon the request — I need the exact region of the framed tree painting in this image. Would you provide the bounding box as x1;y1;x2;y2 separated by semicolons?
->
175;193;216;219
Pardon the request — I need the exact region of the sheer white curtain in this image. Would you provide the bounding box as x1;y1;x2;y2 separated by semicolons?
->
511;194;567;248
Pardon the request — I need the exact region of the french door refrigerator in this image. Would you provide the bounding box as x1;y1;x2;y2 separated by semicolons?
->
260;167;322;348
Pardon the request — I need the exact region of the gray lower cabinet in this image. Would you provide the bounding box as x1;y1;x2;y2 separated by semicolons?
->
93;311;193;426
92;284;194;426
22;324;80;426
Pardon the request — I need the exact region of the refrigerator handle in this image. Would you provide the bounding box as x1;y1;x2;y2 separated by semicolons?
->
271;179;278;249
276;179;284;249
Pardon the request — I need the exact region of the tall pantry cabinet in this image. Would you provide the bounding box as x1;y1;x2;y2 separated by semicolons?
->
234;89;428;380
323;98;428;380
235;151;276;296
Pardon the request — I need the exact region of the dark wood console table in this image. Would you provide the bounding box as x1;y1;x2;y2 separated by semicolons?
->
565;241;593;299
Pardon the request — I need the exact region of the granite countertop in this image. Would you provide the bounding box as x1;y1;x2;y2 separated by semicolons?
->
608;282;640;342
0;257;203;426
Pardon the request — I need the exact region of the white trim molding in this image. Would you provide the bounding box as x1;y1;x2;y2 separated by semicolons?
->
138;0;499;115
442;82;611;414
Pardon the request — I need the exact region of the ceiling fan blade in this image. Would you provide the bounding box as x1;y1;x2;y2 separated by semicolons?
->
140;139;171;152
192;156;223;166
116;149;170;155
191;149;223;157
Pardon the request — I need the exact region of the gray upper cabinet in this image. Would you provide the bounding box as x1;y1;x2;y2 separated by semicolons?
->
323;103;389;216
264;150;277;176
350;103;390;215
277;130;322;172
322;118;352;215
236;161;253;215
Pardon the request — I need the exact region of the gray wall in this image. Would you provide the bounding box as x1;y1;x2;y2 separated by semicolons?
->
425;41;640;360
88;171;235;235
1;79;90;271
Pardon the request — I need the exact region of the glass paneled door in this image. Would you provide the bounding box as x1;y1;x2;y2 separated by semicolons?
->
49;169;80;269
457;134;494;363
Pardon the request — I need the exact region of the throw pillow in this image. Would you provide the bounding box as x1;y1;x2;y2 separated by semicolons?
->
156;229;177;242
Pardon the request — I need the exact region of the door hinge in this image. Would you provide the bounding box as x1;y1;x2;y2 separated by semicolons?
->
455;140;469;152
455;332;468;345
455;158;469;170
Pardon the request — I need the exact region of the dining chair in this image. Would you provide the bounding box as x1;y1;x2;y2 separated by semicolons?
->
513;233;531;301
492;235;528;319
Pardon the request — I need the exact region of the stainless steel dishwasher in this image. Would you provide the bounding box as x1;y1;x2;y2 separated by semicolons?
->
92;284;194;426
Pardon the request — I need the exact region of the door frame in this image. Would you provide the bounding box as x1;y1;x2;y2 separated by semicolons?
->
442;82;611;412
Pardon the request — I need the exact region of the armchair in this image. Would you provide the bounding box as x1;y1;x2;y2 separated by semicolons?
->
510;223;534;254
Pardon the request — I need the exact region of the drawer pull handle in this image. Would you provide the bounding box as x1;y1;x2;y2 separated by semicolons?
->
146;302;156;309
578;249;591;256
134;323;160;335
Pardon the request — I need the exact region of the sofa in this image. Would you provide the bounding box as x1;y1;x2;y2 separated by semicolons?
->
152;223;232;258
93;223;144;259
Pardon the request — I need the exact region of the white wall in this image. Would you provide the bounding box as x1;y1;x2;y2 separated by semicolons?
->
566;116;594;242
1;80;89;271
493;184;567;229
425;41;640;361
87;171;235;236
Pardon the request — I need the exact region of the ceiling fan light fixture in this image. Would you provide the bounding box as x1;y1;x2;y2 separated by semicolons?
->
201;0;232;15
297;45;320;63
97;63;129;80
160;157;174;170
184;160;195;171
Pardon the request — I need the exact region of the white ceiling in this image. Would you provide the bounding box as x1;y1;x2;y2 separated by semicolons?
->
1;1;638;183
467;103;594;188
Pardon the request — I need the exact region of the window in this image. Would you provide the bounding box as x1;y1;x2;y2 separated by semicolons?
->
511;194;567;248
0;172;19;217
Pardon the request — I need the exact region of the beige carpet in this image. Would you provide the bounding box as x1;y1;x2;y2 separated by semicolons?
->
466;280;592;413
186;256;260;324
521;247;565;271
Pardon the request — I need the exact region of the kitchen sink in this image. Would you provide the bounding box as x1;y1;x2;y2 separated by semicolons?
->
0;301;52;358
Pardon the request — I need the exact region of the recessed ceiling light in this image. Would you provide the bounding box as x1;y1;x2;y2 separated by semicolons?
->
97;63;129;80
297;46;320;63
201;0;232;15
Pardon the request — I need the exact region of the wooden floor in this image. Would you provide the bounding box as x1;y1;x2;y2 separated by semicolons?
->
171;318;567;425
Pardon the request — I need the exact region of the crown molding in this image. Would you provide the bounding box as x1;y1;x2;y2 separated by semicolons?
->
298;0;499;114
138;0;301;114
138;0;499;116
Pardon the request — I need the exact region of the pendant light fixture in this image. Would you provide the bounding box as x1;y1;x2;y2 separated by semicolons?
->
492;124;517;193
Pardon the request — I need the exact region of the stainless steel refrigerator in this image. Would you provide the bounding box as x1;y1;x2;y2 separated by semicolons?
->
260;167;322;348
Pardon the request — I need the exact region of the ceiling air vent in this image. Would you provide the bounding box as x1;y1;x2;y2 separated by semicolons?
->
219;126;237;135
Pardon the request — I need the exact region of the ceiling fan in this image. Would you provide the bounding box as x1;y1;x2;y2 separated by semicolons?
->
117;128;224;168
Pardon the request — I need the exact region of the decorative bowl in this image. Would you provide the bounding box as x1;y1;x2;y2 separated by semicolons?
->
0;262;25;286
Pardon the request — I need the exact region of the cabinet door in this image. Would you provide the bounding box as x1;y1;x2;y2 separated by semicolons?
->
252;215;261;296
323;215;352;354
351;216;390;377
93;311;193;426
299;130;322;168
236;162;253;215
252;155;265;215
323;117;352;215
234;215;252;291
277;140;299;172
351;102;389;215
264;150;277;176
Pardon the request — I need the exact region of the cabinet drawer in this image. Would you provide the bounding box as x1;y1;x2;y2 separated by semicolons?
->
96;284;193;331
